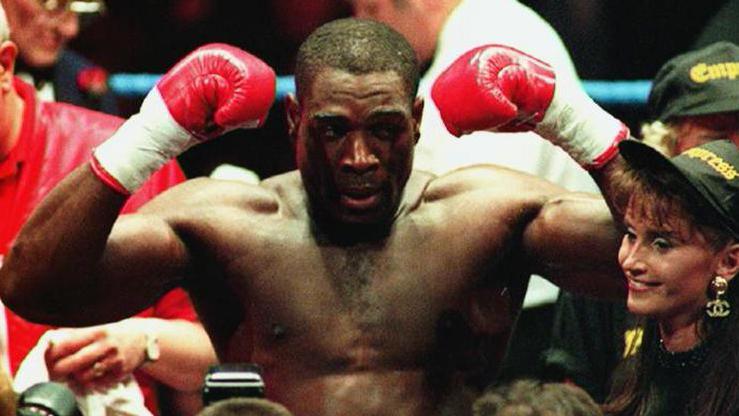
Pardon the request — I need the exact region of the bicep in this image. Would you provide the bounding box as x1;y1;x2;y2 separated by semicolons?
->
89;214;191;321
522;193;626;299
34;214;191;327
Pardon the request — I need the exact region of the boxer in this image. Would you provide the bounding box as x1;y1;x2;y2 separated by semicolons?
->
1;18;630;416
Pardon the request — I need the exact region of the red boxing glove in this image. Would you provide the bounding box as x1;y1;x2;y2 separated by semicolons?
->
431;44;555;137
93;43;276;193
432;44;628;170
157;43;276;140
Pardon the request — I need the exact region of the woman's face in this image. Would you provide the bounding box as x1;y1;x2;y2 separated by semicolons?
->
618;202;726;329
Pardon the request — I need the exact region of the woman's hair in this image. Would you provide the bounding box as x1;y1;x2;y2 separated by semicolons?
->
640;120;678;157
604;163;739;416
619;156;734;250
604;307;739;416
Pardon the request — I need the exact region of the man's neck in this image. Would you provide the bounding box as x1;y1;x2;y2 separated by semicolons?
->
305;196;395;246
309;212;394;247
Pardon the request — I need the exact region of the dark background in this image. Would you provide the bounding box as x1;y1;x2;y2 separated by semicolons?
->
70;0;738;178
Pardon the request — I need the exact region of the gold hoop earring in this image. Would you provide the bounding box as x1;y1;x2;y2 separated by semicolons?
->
706;276;730;318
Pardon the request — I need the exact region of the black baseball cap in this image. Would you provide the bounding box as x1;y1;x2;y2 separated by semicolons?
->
647;41;739;121
619;139;739;240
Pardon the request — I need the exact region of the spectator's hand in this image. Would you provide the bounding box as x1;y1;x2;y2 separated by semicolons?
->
44;319;148;391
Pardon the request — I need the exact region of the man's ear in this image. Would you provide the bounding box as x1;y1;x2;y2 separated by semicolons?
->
0;41;17;93
412;96;423;144
284;93;300;144
716;242;739;282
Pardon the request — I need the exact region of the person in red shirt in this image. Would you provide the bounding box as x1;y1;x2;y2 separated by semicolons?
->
0;6;216;415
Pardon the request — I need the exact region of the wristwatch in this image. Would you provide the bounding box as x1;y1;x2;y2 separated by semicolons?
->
143;330;161;363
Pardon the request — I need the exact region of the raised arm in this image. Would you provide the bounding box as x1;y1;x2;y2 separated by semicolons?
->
0;44;276;325
431;44;630;297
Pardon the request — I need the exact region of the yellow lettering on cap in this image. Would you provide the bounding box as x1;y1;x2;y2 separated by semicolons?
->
684;148;738;180
689;61;739;83
690;63;709;83
729;62;739;79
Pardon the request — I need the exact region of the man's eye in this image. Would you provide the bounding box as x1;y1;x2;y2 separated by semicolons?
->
372;125;400;140
320;125;344;140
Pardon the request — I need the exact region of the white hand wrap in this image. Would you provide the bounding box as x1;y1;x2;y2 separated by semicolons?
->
93;89;199;193
537;83;628;170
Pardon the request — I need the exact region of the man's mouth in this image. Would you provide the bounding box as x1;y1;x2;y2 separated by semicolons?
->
339;188;381;211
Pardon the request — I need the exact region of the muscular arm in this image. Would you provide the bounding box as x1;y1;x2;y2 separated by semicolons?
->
0;164;190;325
522;170;626;299
431;44;633;298
2;42;273;328
430;165;624;299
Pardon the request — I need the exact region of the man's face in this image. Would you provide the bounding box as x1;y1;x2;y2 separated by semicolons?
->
2;0;79;68
290;68;422;227
673;112;739;154
349;0;436;64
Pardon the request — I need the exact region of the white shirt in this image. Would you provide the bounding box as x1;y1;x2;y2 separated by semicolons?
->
415;0;598;306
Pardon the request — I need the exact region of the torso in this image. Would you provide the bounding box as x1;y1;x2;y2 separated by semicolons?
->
164;167;548;416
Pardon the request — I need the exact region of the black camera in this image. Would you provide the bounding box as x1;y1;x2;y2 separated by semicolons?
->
202;363;265;406
17;382;81;416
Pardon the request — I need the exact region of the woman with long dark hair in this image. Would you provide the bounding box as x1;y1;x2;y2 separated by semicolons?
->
603;139;739;416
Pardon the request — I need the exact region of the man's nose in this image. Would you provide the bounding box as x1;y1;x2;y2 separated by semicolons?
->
341;134;379;174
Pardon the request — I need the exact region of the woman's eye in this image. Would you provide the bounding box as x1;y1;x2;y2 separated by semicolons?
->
624;229;636;241
651;238;672;250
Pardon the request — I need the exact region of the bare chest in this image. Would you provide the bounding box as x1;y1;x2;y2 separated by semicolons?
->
212;215;523;374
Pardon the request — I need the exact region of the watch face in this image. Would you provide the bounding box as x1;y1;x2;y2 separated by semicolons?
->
146;334;161;362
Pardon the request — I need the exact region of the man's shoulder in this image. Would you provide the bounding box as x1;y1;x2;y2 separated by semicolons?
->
423;164;548;202
138;175;288;218
260;171;307;218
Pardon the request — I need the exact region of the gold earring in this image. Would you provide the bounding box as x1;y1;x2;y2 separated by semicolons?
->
706;276;730;318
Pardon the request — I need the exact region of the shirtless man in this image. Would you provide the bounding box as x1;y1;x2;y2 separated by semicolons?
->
0;19;628;416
